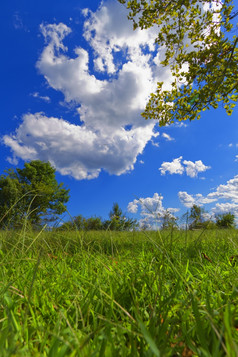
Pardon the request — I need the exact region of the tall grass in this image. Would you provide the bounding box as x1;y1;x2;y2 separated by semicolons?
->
0;228;238;356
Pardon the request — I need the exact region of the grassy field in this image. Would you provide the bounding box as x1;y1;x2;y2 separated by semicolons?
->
0;228;238;356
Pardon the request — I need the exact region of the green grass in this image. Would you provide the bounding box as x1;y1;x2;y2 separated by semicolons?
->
0;228;238;356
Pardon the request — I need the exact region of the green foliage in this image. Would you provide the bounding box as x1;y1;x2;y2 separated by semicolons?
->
119;0;238;125
0;160;69;228
104;202;138;231
200;219;217;230
188;204;205;229
216;212;236;228
84;216;104;231
59;214;104;231
59;203;138;232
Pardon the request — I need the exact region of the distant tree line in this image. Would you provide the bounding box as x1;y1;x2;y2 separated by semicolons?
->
140;204;236;231
0;160;236;231
58;203;138;231
183;204;236;230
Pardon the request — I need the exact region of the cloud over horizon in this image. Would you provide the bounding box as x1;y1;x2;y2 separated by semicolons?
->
128;193;179;228
179;175;238;218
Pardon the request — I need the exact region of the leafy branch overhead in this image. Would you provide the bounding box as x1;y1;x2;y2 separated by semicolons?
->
119;0;238;125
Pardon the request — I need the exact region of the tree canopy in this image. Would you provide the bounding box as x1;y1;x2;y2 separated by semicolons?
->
0;160;70;228
216;212;235;228
119;0;238;125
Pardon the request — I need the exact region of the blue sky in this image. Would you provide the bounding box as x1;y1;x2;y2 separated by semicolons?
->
1;0;238;227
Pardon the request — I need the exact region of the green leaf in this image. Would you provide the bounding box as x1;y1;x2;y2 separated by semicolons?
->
137;317;161;357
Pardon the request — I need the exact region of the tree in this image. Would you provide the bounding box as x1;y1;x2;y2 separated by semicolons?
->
0;160;70;228
189;204;205;229
119;0;238;125
84;216;104;231
57;215;104;231
72;214;85;230
0;171;24;228
216;212;235;228
104;203;138;231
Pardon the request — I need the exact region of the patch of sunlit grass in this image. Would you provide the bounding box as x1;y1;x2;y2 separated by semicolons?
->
0;228;237;355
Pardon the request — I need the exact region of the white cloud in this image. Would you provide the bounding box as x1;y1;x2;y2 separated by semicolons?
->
151;141;159;147
6;156;19;166
4;1;176;180
31;92;51;103
211;202;238;216
128;193;179;228
159;157;210;177
159;156;184;175
127;201;138;214
209;176;238;220
3;113;155;180
178;192;195;208
183;160;211;178
128;193;164;216
162;133;174;141
207;175;238;203
178;191;216;208
174;122;187;128
82;0;158;75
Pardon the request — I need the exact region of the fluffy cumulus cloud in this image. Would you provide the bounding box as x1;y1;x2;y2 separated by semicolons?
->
183;160;211;178
159;156;210;177
211;202;238;216
128;193;179;229
207;176;238;203
3;113;155;180
177;192;195;208
159;156;184;176
178;191;216;208
179;175;238;218
4;0;176;180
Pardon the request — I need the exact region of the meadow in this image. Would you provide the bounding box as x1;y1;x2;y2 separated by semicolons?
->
0;228;238;356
